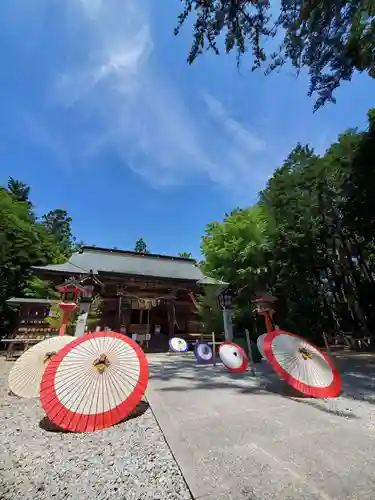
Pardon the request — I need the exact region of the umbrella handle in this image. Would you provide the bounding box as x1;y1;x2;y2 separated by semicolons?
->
93;354;111;374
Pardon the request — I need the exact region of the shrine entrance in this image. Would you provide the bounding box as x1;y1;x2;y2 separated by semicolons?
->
117;296;174;352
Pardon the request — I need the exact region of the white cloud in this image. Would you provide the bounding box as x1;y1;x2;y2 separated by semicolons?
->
42;0;272;196
203;94;266;154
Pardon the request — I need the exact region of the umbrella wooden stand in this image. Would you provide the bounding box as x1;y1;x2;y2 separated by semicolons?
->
245;329;256;376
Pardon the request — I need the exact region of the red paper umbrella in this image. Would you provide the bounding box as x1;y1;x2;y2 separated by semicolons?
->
219;342;248;373
263;330;342;398
40;331;149;432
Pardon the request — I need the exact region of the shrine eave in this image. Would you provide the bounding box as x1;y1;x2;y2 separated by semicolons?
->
6;297;58;305
197;276;228;286
32;262;88;275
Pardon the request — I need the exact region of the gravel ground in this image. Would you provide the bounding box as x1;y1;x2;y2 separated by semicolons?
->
0;357;192;500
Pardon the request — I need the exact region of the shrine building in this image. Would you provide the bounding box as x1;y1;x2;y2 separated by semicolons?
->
28;246;224;351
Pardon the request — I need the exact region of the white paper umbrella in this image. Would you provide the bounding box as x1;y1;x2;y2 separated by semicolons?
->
263;330;342;398
169;337;188;353
219;342;248;373
40;331;149;432
256;333;267;358
8;336;75;398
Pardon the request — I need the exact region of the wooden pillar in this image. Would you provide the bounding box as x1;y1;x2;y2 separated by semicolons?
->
167;299;175;338
15;304;22;336
117;293;122;331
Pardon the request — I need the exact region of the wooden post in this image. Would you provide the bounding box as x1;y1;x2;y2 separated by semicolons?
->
146;308;150;349
322;331;332;358
167;300;174;339
245;329;256;376
59;309;71;336
211;331;216;367
264;311;273;333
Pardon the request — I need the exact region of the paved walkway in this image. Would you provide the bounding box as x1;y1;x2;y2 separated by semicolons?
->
146;353;375;500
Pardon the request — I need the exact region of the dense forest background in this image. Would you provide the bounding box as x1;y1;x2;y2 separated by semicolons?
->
1;108;375;344
0;177;80;334
200;108;375;345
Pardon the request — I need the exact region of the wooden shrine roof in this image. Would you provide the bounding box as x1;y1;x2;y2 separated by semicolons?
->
32;246;227;285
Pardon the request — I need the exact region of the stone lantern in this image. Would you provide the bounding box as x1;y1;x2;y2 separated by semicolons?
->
55;279;86;336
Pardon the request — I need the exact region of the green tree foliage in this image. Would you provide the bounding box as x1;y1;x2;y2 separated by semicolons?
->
41;209;76;257
344;109;375;243
200;108;375;344
86;295;104;331
196;286;223;334
134;238;149;253
7;177;31;203
201;205;271;298
178;251;193;258
22;277;59;299
0;188;46;315
0;179;78;331
176;0;375;110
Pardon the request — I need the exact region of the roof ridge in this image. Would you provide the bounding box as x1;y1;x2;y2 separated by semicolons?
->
66;260;90;271
82;246;196;262
32;248;223;284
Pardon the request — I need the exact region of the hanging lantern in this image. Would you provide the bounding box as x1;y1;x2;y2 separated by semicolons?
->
81;284;94;302
217;286;234;309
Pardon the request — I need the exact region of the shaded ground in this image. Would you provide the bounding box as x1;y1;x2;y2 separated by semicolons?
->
146;352;375;499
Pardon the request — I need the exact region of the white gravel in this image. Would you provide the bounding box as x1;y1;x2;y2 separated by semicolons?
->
0;358;192;500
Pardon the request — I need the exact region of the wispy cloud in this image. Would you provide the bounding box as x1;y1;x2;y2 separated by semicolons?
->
28;0;272;196
203;94;266;154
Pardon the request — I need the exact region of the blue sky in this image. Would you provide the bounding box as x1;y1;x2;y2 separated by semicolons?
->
0;0;373;259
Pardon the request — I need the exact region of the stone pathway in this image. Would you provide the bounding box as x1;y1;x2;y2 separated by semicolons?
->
146;353;375;500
